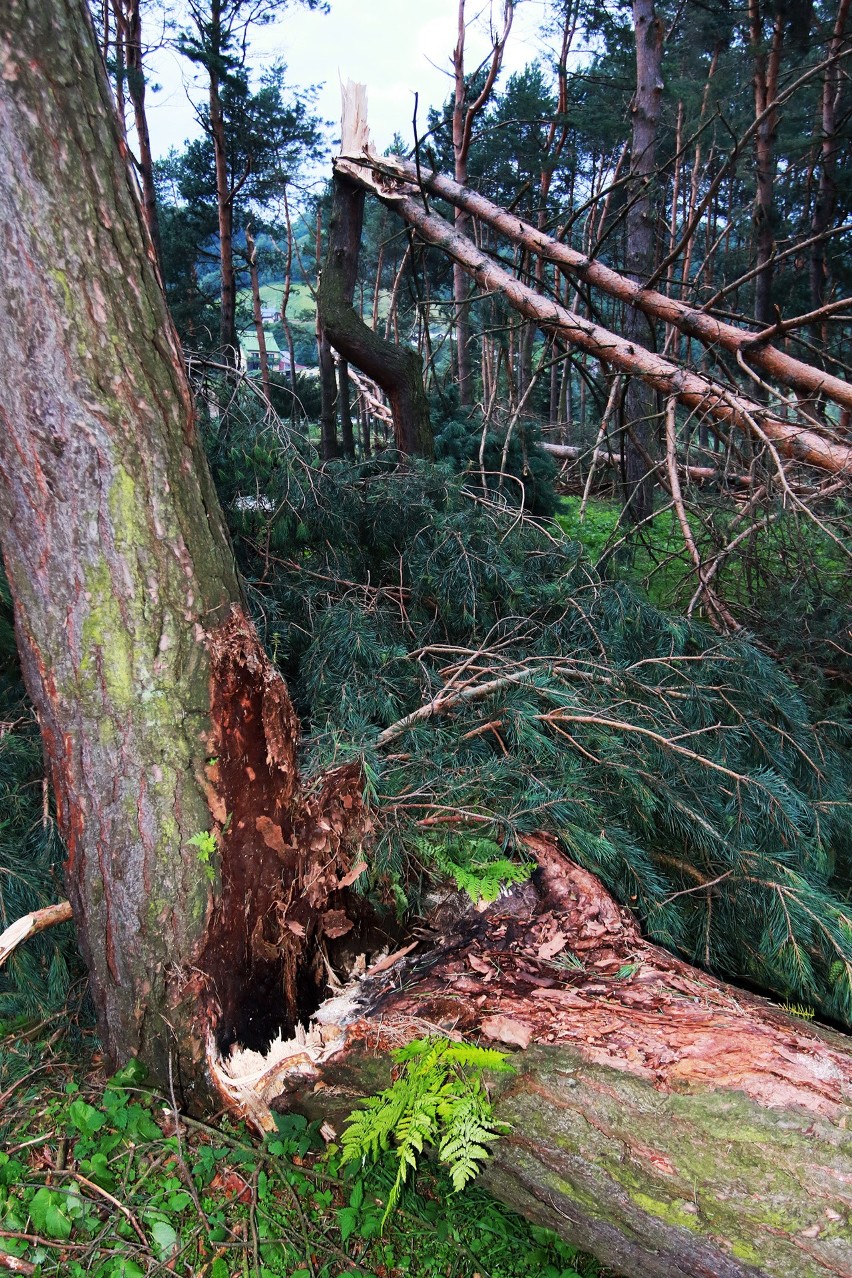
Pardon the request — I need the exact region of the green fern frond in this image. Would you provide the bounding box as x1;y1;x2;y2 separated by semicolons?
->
341;1037;513;1226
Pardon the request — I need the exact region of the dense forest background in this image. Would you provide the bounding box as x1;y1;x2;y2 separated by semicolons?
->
1;1;851;1274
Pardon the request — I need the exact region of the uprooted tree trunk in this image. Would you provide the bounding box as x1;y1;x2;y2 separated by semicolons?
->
208;837;852;1278
317;153;433;457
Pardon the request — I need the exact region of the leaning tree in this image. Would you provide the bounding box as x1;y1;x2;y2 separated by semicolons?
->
2;4;852;1277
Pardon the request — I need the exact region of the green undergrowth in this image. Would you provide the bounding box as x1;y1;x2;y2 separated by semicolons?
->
555;495;851;700
0;1024;596;1278
203;387;852;1027
341;1039;515;1225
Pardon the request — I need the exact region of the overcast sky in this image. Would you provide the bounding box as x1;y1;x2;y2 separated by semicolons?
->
143;0;559;169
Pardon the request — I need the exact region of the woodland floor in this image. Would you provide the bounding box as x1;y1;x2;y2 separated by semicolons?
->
0;1020;603;1278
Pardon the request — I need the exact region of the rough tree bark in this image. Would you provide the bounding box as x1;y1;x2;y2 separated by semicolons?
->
317;166;433;457
0;0;371;1101
622;0;664;524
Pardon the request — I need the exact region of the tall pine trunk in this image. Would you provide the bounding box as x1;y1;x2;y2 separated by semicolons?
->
622;0;663;525
208;0;238;361
810;0;850;335
749;0;784;330
0;0;366;1103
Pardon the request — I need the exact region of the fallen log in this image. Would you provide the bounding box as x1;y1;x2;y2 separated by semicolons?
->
360;151;852;419
338;152;851;477
333;93;852;478
208;836;852;1278
539;440;754;486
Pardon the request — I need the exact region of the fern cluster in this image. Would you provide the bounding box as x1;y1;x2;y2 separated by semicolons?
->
340;1037;514;1223
202;383;852;1027
421;833;534;905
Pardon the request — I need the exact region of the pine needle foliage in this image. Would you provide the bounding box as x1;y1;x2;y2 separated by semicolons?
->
340;1037;514;1224
203;385;852;1027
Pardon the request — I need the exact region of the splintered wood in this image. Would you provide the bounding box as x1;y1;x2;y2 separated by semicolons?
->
340;79;372;157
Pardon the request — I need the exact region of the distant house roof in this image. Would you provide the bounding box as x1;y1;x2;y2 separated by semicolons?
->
239;330;281;355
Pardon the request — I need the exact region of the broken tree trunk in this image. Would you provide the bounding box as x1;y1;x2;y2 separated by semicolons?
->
0;0;383;1103
317;141;433;458
212;837;852;1278
337;149;852;477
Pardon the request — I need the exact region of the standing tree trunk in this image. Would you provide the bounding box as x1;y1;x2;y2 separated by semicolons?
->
338;359;356;458
622;0;664;525
246;224;271;404
0;0;372;1102
3;22;852;1275
317;325;340;459
279;183;299;405
206;0;238;361
749;0;785;330
451;0;513;407
810;0;850;333
112;0;162;268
